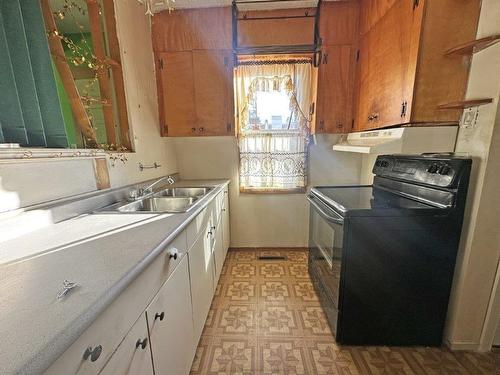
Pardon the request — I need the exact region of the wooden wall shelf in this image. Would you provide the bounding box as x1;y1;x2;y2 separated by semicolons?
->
437;99;493;110
444;34;500;56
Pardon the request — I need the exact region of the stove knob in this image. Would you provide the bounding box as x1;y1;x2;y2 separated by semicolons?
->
439;165;451;175
427;164;438;174
382;161;389;167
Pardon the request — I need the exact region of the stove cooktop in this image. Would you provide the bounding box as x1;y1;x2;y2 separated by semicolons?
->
311;186;436;214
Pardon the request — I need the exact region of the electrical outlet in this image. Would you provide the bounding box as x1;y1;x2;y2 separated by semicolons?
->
460;107;479;128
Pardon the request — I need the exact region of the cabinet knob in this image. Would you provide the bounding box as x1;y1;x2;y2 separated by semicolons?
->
154;311;165;321
191;127;196;132
136;338;148;350
211;225;216;230
168;248;179;260
208;231;213;236
199;127;205;132
83;345;103;362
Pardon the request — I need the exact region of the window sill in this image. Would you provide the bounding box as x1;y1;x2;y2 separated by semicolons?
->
239;187;306;194
0;147;108;162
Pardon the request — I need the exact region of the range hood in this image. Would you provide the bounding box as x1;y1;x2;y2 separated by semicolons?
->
332;126;458;154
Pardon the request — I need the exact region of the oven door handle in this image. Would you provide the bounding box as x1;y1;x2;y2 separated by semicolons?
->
307;195;344;225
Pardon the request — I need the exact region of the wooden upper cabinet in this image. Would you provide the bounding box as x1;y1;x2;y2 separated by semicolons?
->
355;0;420;131
152;7;231;51
316;45;355;133
158;51;196;136
193;50;234;136
354;0;481;132
153;8;234;137
313;1;359;134
319;1;359;46
158;49;234;137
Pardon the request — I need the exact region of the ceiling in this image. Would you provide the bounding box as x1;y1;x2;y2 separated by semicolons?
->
152;0;338;12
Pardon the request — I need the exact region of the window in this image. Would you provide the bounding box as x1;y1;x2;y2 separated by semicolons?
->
0;0;130;150
234;61;313;192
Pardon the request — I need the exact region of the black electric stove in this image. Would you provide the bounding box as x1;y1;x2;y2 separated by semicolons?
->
307;154;471;346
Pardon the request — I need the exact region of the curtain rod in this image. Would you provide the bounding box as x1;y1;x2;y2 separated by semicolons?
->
236;59;312;66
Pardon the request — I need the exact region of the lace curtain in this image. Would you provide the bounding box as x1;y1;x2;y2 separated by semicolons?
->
235;63;313;192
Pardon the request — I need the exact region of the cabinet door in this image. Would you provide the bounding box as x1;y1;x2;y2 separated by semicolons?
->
188;218;216;342
355;0;421;131
213;218;225;284
146;257;194;375
99;315;153;375
222;191;230;255
193;49;234;136
158;51;197;136
316;45;354;134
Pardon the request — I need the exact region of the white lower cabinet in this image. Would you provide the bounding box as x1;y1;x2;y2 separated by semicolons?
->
46;185;230;375
222;190;230;256
213;215;225;284
188;217;216;343
99;315;153;375
146;256;194;375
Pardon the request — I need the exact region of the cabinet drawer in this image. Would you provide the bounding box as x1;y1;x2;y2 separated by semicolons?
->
146;256;194;375
99;314;153;375
45;233;187;375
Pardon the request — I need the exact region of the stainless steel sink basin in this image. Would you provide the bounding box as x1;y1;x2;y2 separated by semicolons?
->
116;197;198;213
154;187;212;198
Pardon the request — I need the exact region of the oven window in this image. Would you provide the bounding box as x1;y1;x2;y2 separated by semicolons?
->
311;210;335;267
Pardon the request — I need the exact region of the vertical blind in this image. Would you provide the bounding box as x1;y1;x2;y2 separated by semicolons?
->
0;0;68;147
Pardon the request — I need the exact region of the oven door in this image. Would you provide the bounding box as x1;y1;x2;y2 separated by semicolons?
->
307;194;344;335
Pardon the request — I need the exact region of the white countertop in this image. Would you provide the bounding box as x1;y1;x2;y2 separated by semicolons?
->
0;179;229;375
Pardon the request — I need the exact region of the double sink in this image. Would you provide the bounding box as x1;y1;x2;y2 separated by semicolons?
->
99;187;212;214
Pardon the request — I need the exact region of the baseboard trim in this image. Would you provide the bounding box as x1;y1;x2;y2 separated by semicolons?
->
229;247;308;252
444;338;480;352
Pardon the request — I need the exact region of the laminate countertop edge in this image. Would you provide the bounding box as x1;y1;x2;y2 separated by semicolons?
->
1;179;230;375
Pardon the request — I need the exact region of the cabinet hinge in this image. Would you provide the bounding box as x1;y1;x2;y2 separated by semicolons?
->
322;53;328;65
400;101;408;118
226;123;231;132
356;49;360;62
223;56;229;67
413;0;419;10
159;58;164;70
351;119;354;128
164;124;168;134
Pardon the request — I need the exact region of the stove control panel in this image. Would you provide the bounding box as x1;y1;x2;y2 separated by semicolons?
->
372;155;470;188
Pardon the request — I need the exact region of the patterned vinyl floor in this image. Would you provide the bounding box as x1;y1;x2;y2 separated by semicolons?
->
190;249;500;375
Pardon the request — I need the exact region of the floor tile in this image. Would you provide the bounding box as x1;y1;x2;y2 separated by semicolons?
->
190;248;500;375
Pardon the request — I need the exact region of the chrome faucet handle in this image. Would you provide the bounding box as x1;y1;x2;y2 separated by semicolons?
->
166;175;175;185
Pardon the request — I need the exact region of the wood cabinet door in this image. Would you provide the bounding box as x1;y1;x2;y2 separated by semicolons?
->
355;0;421;131
158;51;197;136
193;49;234;136
99;314;153;375
146;257;194;375
316;45;354;133
188;218;216;342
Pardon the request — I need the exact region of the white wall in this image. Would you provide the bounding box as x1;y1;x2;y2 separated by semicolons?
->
174;134;361;247
0;0;178;210
444;4;500;347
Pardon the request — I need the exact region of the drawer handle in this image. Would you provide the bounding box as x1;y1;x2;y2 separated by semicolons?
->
168;248;179;260
155;311;165;321
136;338;148;350
83;345;102;362
208;231;213;236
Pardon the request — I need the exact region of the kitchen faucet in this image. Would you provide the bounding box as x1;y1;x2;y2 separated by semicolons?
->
135;175;175;199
